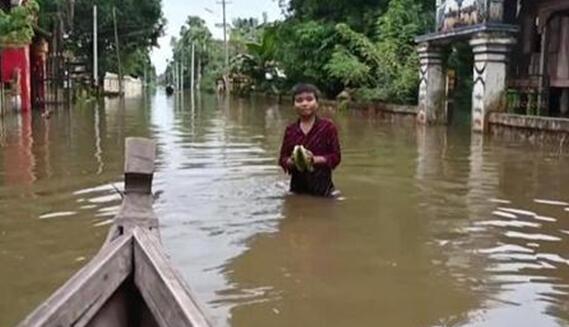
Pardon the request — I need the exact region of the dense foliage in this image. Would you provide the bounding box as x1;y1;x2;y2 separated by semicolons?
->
165;16;219;92
166;0;442;104
238;0;434;103
35;0;165;81
0;0;39;46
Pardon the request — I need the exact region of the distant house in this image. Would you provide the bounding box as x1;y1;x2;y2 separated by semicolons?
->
103;73;144;98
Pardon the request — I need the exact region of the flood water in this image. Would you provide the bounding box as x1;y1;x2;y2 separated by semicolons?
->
1;92;569;326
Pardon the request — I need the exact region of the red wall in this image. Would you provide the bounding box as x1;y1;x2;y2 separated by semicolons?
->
1;46;31;112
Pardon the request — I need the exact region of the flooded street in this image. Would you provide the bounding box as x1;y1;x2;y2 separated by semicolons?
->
1;92;569;326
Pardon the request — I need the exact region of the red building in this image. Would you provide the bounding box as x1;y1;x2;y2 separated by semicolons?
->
1;0;46;112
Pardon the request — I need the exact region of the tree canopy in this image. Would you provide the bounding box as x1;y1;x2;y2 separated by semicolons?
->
167;0;439;103
36;0;165;80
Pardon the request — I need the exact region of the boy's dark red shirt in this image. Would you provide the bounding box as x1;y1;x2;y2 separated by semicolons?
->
278;117;341;196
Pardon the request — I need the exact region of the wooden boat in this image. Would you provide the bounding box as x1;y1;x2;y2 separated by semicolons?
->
18;138;211;327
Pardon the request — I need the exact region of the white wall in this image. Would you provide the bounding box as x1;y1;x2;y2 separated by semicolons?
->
104;72;143;98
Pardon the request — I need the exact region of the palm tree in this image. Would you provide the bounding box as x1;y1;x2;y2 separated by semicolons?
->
180;16;212;90
230;25;285;94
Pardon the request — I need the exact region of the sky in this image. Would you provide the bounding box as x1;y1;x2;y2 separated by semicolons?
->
150;0;284;74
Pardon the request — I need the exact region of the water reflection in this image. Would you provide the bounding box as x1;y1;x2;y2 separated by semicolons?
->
150;93;287;326
414;127;569;326
0;98;151;325
216;124;475;326
1;92;569;326
462;134;569;326
94;102;104;175
221;194;480;326
2;112;36;186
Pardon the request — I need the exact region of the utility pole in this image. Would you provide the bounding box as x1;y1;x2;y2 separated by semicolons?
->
218;0;231;91
197;43;203;90
173;62;176;90
221;0;228;70
113;7;123;96
93;5;98;88
180;51;184;92
171;62;175;88
178;62;181;92
177;62;180;92
143;65;147;88
191;42;195;103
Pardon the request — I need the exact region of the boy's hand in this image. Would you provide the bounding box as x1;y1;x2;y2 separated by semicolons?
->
286;157;294;167
305;150;314;164
313;156;327;165
304;150;326;165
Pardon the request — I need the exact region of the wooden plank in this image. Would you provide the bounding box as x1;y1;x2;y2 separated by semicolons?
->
133;228;212;327
18;235;133;327
103;224;121;246
85;279;160;327
125;137;156;176
85;283;130;327
125;137;156;195
114;193;160;239
107;137;159;245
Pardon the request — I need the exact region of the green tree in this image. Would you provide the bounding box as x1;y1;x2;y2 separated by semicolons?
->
325;22;381;90
273;20;340;95
325;45;371;88
230;17;261;54
0;0;39;46
65;0;165;81
323;0;433;102
180;17;212;89
174;0;437;103
168;16;222;92
230;24;285;95
372;0;432;103
282;0;387;34
36;0;73;34
273;0;435;103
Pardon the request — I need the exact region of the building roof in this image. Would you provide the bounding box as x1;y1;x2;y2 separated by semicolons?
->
416;23;519;44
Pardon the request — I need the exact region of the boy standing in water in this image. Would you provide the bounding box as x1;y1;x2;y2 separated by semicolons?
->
278;83;341;197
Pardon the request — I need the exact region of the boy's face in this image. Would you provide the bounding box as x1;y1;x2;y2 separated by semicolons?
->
294;92;318;118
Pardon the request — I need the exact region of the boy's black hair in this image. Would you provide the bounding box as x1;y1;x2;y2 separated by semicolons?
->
291;83;320;103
